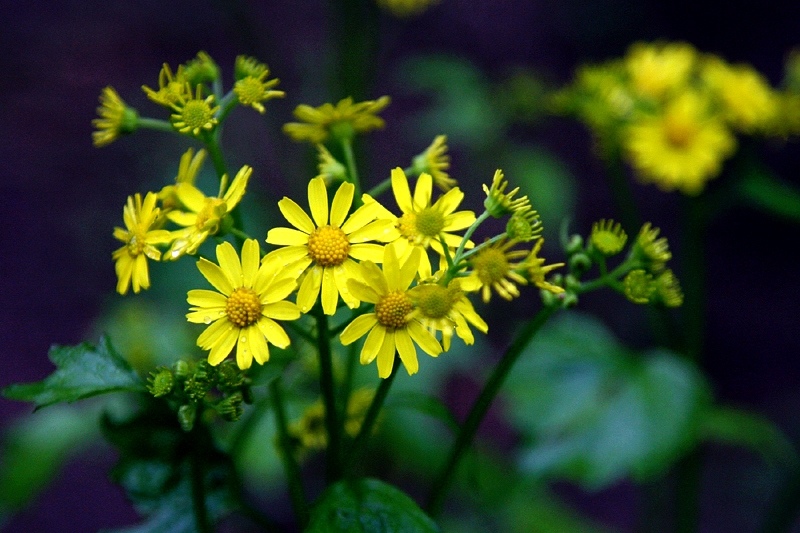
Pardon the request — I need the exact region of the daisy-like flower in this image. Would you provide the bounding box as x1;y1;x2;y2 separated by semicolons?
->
505;208;543;242
625;41;697;101
589;219;627;256
371;167;476;278
483;169;531;218
265;177;398;315
182;51;220;86
624;90;736;195
340;246;442;378
633;222;672;267
283;96;391;144
158;148;207;211
410;135;456;192
170;84;219;136
409;278;488;352
233;57;285;114
623;269;655;304
142;63;188;107
92;86;138;147
653;269;684;307
522;239;565;294
112;192;173;295
461;238;530;303
165;165;252;259
187;239;301;369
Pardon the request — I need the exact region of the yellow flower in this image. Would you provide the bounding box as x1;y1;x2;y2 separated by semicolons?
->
92;87;138;147
340;246;442;378
483;169;531;218
409;278;488;352
461;238;530;303
265;177;398;315
634;222;672;268
624;90;736;195
170;84;219;136
654;269;684;307
187;239;301;369
522;239;564;294
142;63;188;107
283;96;391;144
112;192;172;295
182;51;220;86
314;144;348;185
625;41;697;100
623;269;655;304
165;165;252;259
590;219;627;255
411;135;456;191
157;148;207;211
233;60;284;114
376;0;439;17
702;56;778;134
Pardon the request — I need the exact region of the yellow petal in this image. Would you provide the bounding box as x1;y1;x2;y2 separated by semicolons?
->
407;321;442;356
340;313;378;345
413;173;433;210
266;227;310;246
348;243;386;263
341;199;382;234
359;260;388;295
330;181;355;228
297;265;322;313
197;318;234;349
391;167;413;214
443;210;476;231
207;327;238;365
249;325;271;364
394;329;419;376
347;219;398;244
277;197;315;234
263;246;310;268
308;177;329;227
262;300;301;320
187;308;226;324
454;300;488;332
383;245;401;290
434;187;465;216
333;264;359;308
241;239;260;287
216;241;243;288
361;324;386;364
398;247;421;290
236;329;253;370
321;266;338;315
347;278;380;304
257;317;291;348
376;330;397;378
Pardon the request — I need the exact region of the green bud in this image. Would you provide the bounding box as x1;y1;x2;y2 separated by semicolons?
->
568;252;592;274
330;121;355;142
217;392;245;422
506;211;542;242
217;360;245;389
564;234;584;255
147;367;174;398
178;403;197;432
173;360;190;379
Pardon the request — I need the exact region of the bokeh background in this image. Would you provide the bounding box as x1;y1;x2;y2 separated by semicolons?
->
2;1;800;531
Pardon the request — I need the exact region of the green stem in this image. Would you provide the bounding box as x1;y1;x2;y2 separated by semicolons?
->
341;137;363;205
455;210;491;261
203;131;229;180
190;425;213;533
136;117;176;133
426;305;557;516
365;177;392;199
316;310;342;481
270;378;309;527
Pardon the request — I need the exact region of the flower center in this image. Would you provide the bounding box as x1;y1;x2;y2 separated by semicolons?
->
307;225;350;267
397;212;418;240
375;290;414;329
181;100;215;130
415;207;446;237
663;113;697;148
195;198;226;230
226;287;262;327
234;77;264;105
410;283;459;319
473;248;509;285
126;230;147;256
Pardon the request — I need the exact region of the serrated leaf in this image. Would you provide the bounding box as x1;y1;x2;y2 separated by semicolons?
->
700;407;797;466
3;336;145;409
305;478;440;533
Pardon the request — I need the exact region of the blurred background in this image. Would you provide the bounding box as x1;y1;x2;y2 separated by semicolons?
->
1;0;800;531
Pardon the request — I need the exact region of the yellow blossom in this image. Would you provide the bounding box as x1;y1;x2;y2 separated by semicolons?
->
461;238;530;303
165;165;252;259
233;60;284;114
92;87;138;147
340;246;442;378
702;56;778;133
289;388;376;453
112;192;172;295
623;269;655;304
265;177;398;315
411;135;456;191
483;169;531;217
142;63;188;107
590;219;627;255
314;144;348;185
409;278;487;352
634;222;672;267
182;51;219;86
187;239;301;369
625;41;697;100
522;239;564;294
654;269;684;307
283;96;391;144
157;148;207;211
170;84;219;136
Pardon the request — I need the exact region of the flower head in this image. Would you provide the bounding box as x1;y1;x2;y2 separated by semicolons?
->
289;388;376;454
142;63;188;107
634;222;672;268
187;239;301;369
505;208;543;242
182;51;220;86
166;165;252;259
483;169;531;218
409;278;488;352
265;177;398;315
170;84;219;136
521;239;565;294
283;96;391;144
461;238;530;303
623;269;655;304
625;41;697;100
92;87;138;147
233;59;284;114
590;219;627;255
340;246;442;378
158;148;207;211
112;192;172;295
654;269;684;307
314;144;348;185
411;135;456;191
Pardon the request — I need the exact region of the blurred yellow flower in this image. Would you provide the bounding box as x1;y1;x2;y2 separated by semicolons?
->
92;86;137;147
376;0;439;17
409;278;487;352
411;135;456;191
625;41;697;100
142;63;188;107
283;96;391;144
702;56;778;133
461;238;529;303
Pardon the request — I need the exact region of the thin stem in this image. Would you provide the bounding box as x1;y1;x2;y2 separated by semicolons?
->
190;425;213;533
455;210;491;261
136;117;177;133
270;378;309;527
341;137;363;205
426;305;557;516
203;132;229;180
316;310;342;481
365;177;392;199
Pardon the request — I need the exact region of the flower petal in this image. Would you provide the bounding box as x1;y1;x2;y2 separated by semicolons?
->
236;328;253;370
361;324;386;364
407;321;442;356
297;265;322;313
376;330;397;378
341;199;381;234
398;247;421;290
241;239;260;287
391;167;413;214
394;329;419;376
333;264;359;308
330;181;354;228
321;266;338;315
435;187;465;216
266;227;310;246
187;288;226;308
347;219;398;244
348;279;380;304
443;210;476;231
308;177;329;227
262;300;301;320
198;258;234;295
216;241;243;288
340;314;378;345
278;197;315;234
413;173;432;210
207;326;238;365
197;318;234;349
187;308;226;324
257;317;291;348
349;243;386;262
248;324;271;365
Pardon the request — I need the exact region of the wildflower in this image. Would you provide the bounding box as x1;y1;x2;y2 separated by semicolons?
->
634;222;672;267
283;96;391;144
623;269;655;304
92;87;138;147
505;208;543;242
340;247;442;378
158;148;207;211
112;192;173;295
265;177;398;315
410;135;456;191
409;278;487;352
233;59;284;114
165;165;252;259
182;51;219;86
314;144;348;185
142;63;188;107
624;90;735;195
521;239;564;294
653;269;684;307
170;84;219;136
625;41;697;100
461;238;530;303
187;239;301;369
235;55;269;80
376;0;439;17
483;169;531;218
589;219;627;255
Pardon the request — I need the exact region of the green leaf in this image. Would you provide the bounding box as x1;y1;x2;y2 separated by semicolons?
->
305;478;440;533
736;162;800;222
3;336;145;409
385;392;460;434
505;312;711;489
700;407;797;466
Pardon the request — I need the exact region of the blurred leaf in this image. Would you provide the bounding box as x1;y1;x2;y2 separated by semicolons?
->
0;405;99;523
737;162;800;222
506;312;711;489
3;336;145;409
700;407;797;466
305;477;440;533
385;392;460;433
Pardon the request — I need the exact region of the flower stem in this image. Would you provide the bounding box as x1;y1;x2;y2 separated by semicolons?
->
316;310;342;481
190;424;213;533
365;177;392;199
341;137;363;205
426;305;557;516
270;378;309;527
136;117;176;133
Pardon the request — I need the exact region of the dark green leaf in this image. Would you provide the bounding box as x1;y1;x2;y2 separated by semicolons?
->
305;478;440;533
700;407;797;466
737;164;800;222
3;336;145;409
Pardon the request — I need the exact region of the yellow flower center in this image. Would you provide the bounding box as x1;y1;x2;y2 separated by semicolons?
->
411;283;459;319
126;230;147;256
375;290;414;329
180;100;215;130
415;207;445;238
307;225;350;267
472;248;509;285
397;212;418;240
663;113;697;149
195;198;226;230
234;77;264;105
226;287;262;327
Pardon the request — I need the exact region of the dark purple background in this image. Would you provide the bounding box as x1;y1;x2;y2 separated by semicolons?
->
2;1;800;531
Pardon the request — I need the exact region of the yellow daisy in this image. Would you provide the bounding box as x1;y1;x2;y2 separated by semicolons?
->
157;148;207;211
461;238;530;303
624;90;736;195
170;84;219;136
411;135;456;192
283;96;391;144
142;63;188;107
625;41;697;101
187;239;301;369
92;86;138;147
521;239;565;294
112;192;172;295
233;57;285;114
165;165;252;259
264;177;398;315
340;246;442;378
